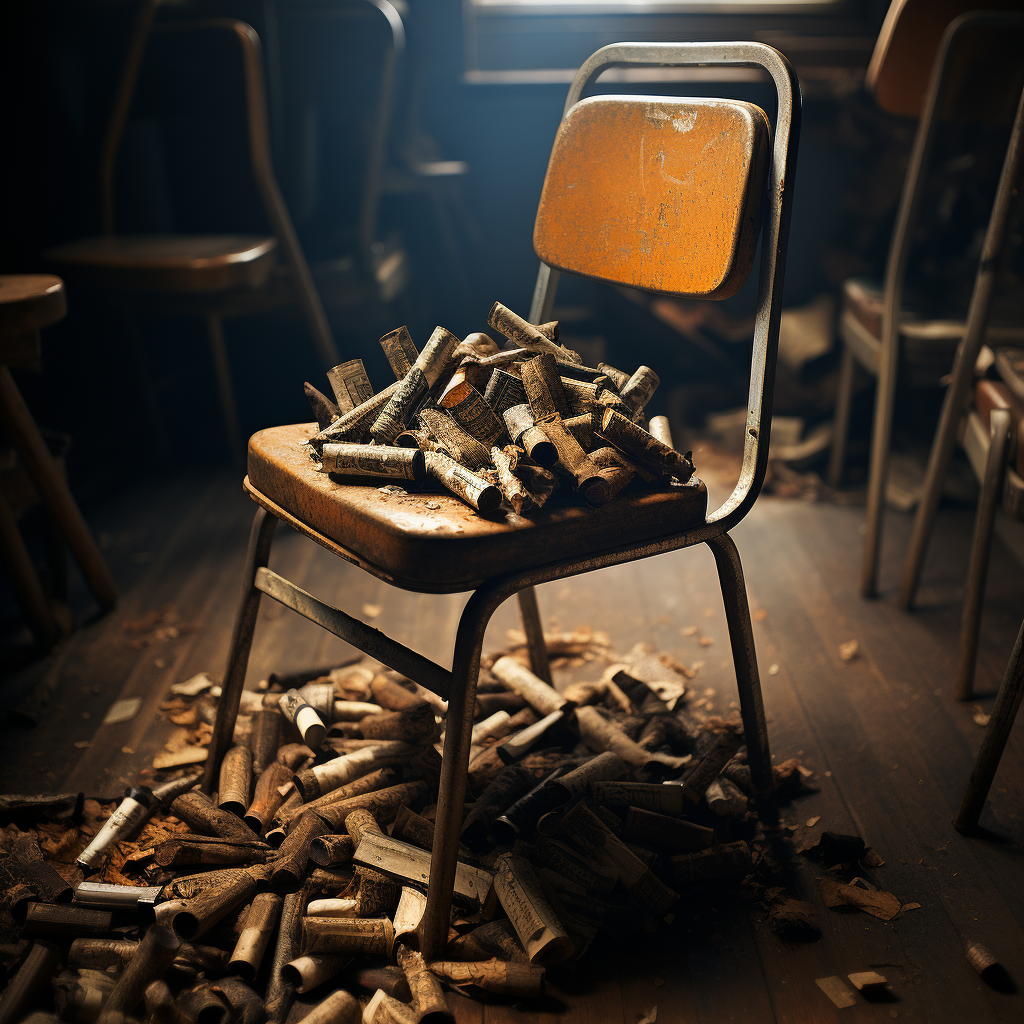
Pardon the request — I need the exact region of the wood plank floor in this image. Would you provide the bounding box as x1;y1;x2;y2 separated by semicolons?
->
2;457;1022;1023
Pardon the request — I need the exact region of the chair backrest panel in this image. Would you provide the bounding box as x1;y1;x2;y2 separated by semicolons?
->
533;95;770;300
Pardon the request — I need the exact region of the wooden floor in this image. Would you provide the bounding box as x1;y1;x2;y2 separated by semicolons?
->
3;456;1023;1023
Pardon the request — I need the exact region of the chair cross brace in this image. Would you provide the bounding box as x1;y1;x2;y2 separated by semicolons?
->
254;566;453;700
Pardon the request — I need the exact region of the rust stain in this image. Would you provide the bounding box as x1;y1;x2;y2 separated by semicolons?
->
534;96;770;299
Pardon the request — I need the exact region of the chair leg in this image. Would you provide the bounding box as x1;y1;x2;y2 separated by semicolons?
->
0;367;118;610
954;614;1024;833
860;342;899;598
706;533;777;826
203;506;278;794
205;314;244;466
954;409;1010;702
0;489;61;647
517;585;552;684
419;586;495;960
827;345;855;488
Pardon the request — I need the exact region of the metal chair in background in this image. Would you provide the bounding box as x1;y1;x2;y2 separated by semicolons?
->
46;1;338;459
826;0;1024;598
204;40;800;960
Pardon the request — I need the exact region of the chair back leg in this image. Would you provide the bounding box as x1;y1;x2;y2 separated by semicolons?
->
706;533;777;825
827;345;856;488
516;586;552;684
954;409;1011;702
954;614;1024;832
419;584;496;960
203;507;278;793
205;314;244;468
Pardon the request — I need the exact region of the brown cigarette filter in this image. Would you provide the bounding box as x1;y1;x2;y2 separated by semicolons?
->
21;904;112;937
295;742;412;802
176;980;234;1024
423;451;501;513
390;806;435;852
153;836;270;869
276;742;317;771
172;791;261;846
95;926;180;1024
371;676;426;710
561;413;594;450
326;359;375;415
249;709;282;776
440;380;507;447
521;353;571;422
502;405;558;467
308;834;355;868
493;854;573;966
671;841;752;883
417;407;491;471
302;916;395;956
596;362;630;391
461;766;534;851
618;365;659;414
380;326;419;380
292;767;395;822
370;327;461;443
163;869;259;941
359;703;438;744
965;941;1000;980
279;689;328;750
244;762;295;835
428;959;545;999
317;781;427;832
320;443;425;483
271;813;329;893
588;447;636;500
487;303;579;363
218;745;252;818
623;808;714;852
536;417;608;505
397;945;451;1023
483;369;529;420
592;407;694;482
311;379;402;448
264;887;304;1024
357;863;401;920
228;892;282;981
676;729;744;804
304;382;339;430
1;942;61;1024
559;378;601;416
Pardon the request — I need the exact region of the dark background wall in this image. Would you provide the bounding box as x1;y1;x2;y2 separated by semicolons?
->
1;0;900;501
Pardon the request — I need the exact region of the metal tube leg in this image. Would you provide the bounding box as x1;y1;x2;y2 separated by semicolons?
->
203;507;278;794
827;344;855;488
954;409;1010;702
419;589;494;960
707;533;777;825
0;488;60;646
954;615;1024;832
206;314;244;466
517;585;552;685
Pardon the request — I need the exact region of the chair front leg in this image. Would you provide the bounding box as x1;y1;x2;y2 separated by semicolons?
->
827;344;855;488
707;533;777;826
203;506;278;794
419;585;496;961
954;408;1011;702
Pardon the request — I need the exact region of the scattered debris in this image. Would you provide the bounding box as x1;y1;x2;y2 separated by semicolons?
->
819;877;903;921
838;640;860;662
171;673;217;697
766;897;821;941
847;970;887;991
816;975;857;1009
972;706;991;727
805;816;820;828
800;831;867;867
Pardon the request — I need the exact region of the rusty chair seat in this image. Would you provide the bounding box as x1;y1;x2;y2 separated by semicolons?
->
246;422;708;591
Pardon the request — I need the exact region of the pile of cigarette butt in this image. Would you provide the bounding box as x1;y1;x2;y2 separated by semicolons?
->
0;636;826;1024
302;301;696;514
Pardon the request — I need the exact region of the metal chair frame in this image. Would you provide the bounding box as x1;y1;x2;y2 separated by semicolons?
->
204;40;800;961
834;11;1024;598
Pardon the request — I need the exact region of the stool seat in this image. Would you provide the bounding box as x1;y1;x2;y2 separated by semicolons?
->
46;234;278;293
246;422;708;592
0;275;68;336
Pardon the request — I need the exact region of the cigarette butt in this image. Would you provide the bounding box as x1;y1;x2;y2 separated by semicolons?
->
423;451;501;513
327;359;375;415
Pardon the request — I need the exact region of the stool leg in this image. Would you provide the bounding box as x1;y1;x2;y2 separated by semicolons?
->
203;507;278;794
420;587;494;960
954;409;1010;702
954;615;1024;832
827;344;855;488
517;585;552;684
0;489;61;647
206;314;244;466
0;367;118;610
707;532;777;826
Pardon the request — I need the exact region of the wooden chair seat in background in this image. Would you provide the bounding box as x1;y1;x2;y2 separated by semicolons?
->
246;422;708;590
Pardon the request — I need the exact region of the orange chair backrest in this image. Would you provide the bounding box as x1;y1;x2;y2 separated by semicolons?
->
533;95;770;301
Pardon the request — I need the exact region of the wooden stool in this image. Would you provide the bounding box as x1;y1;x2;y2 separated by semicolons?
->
0;275;118;645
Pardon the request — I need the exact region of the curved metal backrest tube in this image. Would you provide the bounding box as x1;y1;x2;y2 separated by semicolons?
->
529;41;800;532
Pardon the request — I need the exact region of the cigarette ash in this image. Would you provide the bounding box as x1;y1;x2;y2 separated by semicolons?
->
299;301;697;516
0;636;920;1022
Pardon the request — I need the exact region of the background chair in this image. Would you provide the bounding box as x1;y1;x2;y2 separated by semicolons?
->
46;2;338;459
204;40;799;961
825;0;1024;598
